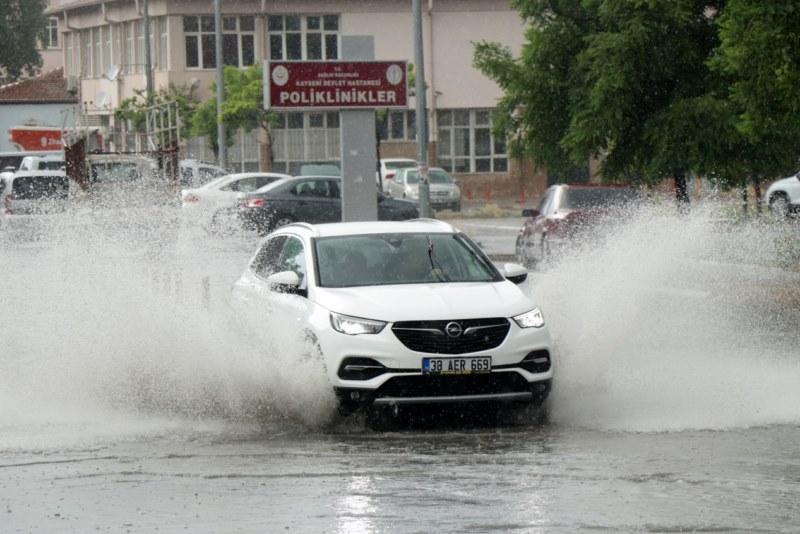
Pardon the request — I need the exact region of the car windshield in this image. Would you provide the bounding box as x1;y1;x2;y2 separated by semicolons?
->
561;187;640;209
404;169;453;185
11;176;68;200
314;232;501;287
91;163;142;183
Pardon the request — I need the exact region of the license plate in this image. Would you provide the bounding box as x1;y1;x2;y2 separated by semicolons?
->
422;356;492;375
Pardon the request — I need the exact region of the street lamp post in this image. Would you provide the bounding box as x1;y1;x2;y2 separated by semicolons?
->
413;0;431;218
215;0;227;168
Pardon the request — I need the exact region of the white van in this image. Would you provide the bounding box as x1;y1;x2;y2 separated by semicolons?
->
19;154;66;172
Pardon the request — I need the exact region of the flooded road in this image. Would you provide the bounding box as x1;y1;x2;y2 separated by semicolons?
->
1;204;799;532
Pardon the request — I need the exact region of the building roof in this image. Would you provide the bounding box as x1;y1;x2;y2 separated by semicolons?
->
0;68;78;104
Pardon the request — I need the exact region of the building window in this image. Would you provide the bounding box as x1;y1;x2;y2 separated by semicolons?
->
125;22;134;73
46;17;59;48
93;28;102;78
377;110;416;141
64;33;74;76
437;109;507;173
82;30;92;78
268;15;339;61
183;15;255;69
136;20;144;73
104;25;114;76
271;111;340;174
159;17;168;70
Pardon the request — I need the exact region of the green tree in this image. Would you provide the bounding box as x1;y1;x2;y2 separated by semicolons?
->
0;0;48;81
474;0;729;208
711;0;800;179
191;65;277;165
115;83;200;138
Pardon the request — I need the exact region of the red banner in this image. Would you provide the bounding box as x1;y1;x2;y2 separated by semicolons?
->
264;61;408;110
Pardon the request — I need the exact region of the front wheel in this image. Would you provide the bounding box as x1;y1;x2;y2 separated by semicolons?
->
769;193;791;218
270;213;296;232
515;234;532;269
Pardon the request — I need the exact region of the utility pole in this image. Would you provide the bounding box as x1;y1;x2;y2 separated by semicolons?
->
413;0;431;218
143;0;153;95
215;0;227;168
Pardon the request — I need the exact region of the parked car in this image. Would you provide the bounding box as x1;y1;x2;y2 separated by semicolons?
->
387;166;462;212
18;154;65;172
765;172;800;217
180;172;291;232
237;175;420;235
1;170;69;239
515;183;643;268
2;170;69;216
378;157;417;192
178;159;228;187
231;219;554;423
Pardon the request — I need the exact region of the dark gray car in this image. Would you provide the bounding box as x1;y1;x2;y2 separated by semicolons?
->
237;176;420;234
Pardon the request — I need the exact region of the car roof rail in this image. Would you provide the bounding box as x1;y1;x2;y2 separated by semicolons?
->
410;218;456;230
283;222;316;233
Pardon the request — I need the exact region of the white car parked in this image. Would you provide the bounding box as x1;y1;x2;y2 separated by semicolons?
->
180;171;291;231
378;157;417;192
232;219;554;424
386;166;462;211
178;159;228;187
765;172;800;217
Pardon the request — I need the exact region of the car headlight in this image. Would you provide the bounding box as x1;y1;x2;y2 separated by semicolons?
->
330;312;387;335
407;187;419;199
513;308;545;328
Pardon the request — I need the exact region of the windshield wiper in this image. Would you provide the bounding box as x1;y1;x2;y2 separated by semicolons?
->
426;234;450;282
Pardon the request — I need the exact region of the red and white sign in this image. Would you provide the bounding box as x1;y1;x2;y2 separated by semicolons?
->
8;126;63;151
264;61;408;110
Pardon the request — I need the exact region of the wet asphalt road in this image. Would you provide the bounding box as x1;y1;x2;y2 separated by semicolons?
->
2;207;800;533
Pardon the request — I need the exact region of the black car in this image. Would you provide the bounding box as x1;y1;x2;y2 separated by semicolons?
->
237;175;420;234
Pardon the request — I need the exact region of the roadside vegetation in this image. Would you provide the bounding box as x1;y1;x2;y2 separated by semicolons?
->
473;1;800;214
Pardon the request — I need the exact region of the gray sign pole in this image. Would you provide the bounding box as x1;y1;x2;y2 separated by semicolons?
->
340;36;378;222
413;0;431;218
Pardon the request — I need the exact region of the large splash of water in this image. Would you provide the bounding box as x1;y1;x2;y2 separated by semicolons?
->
531;202;800;431
1;201;798;447
0;206;335;450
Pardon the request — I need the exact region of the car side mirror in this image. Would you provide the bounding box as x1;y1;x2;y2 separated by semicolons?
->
502;263;528;284
266;270;302;294
521;208;540;218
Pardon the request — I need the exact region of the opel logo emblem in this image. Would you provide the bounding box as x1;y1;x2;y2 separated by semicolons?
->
445;322;462;338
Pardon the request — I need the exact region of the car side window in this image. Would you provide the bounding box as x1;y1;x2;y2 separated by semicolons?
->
537;190;554;214
278;237;307;285
250;235;288;278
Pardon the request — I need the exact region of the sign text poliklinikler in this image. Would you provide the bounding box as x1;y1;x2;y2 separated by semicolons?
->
264;61;408;110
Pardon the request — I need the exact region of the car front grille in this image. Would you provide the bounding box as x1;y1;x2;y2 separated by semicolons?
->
391;318;510;354
375;372;531;399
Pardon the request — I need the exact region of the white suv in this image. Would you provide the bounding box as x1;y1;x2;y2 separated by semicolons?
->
232;219;554;422
765;172;800;217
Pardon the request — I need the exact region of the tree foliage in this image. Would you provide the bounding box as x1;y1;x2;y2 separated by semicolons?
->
191;64;277;154
115;83;200;138
0;0;48;81
474;0;800;197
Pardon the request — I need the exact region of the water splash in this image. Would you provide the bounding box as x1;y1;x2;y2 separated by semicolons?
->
0;206;336;450
528;202;800;431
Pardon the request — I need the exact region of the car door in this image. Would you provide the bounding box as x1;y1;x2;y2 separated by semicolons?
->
387;169;403;197
239;235;314;339
290;178;342;224
524;188;556;259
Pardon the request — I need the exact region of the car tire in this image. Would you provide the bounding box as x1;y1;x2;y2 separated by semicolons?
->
453;200;462;212
538;235;550;270
769;193;791;218
365;405;404;431
515;234;532;269
271;213;295;231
